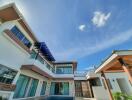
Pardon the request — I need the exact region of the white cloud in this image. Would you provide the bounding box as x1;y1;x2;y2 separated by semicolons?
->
92;11;111;27
54;28;132;60
79;24;86;31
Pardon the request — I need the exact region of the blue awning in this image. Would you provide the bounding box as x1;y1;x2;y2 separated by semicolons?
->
34;42;55;61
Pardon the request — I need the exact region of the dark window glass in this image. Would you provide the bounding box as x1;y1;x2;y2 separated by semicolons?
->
13;75;30;98
30;50;37;59
11;26;24;41
11;26;32;48
46;63;51;70
40;81;47;95
14;75;39;98
56;66;72;74
50;82;69;95
27;79;39;97
0;64;17;84
22;38;32;48
90;78;102;86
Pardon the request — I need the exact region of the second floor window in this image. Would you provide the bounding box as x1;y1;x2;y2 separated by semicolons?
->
11;26;32;48
56;66;73;74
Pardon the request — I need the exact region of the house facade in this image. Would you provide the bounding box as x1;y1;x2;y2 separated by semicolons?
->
0;4;76;100
0;3;132;100
95;50;132;100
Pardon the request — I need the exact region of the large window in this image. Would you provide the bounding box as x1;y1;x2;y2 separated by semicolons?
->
90;78;102;86
13;74;39;98
40;81;47;95
13;75;30;98
50;82;69;95
75;81;82;97
27;79;39;97
56;66;73;74
0;64;17;84
11;26;32;48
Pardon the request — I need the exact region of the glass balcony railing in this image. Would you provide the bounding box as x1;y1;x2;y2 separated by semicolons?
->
30;50;55;73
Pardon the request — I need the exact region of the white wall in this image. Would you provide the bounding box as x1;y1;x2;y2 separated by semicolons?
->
105;72;132;95
92;86;109;100
0;21;35;71
0;33;30;70
87;72;132;100
0;91;11;99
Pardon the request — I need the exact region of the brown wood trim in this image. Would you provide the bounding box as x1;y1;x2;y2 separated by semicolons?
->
101;72;114;100
0;82;16;91
4;29;31;53
104;70;124;73
0;4;37;42
18;19;37;42
118;58;132;84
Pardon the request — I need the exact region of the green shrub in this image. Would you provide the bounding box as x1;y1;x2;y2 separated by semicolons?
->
0;96;2;100
113;92;132;100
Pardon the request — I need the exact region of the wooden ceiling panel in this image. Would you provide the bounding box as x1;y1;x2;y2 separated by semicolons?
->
0;7;19;21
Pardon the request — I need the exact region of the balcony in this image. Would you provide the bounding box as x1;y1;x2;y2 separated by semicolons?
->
86;69;99;79
22;57;54;78
74;71;87;80
22;56;74;79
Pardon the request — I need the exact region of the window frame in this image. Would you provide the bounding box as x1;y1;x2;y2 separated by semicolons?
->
10;26;32;49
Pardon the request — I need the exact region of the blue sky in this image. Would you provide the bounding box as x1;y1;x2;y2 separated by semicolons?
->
1;0;132;70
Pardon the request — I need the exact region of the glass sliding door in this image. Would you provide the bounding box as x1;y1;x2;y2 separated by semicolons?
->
50;82;55;95
50;82;69;95
14;74;39;98
40;81;47;95
27;79;39;97
13;75;30;98
63;82;69;95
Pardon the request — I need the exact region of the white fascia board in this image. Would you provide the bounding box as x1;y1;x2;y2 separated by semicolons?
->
95;54;118;73
116;50;132;56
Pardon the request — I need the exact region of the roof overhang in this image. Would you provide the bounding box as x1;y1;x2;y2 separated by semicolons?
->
0;3;37;42
95;50;132;73
34;42;55;61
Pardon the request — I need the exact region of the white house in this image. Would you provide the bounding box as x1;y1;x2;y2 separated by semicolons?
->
0;3;76;100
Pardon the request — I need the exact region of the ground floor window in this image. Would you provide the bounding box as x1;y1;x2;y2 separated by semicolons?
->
75;81;83;97
0;64;17;84
50;82;69;95
13;74;39;98
27;79;39;97
40;81;47;95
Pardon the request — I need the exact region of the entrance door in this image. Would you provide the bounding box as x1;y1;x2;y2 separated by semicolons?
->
50;82;69;95
55;82;60;95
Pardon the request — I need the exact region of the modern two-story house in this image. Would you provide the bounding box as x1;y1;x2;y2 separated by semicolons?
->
0;3;132;100
0;3;76;100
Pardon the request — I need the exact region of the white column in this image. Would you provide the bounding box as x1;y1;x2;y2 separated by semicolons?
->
35;80;43;96
9;71;21;100
45;80;51;95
